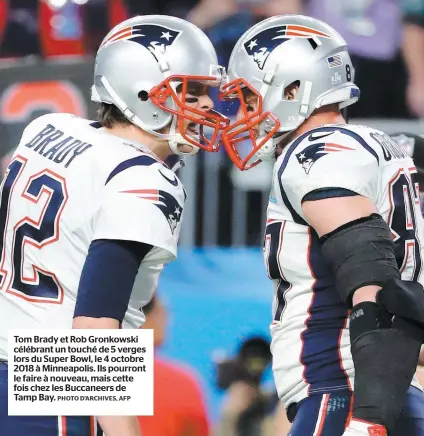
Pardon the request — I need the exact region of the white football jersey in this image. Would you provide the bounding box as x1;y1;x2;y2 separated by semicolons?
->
266;124;424;407
0;113;185;360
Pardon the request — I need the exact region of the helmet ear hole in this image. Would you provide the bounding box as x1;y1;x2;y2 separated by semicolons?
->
138;90;149;101
283;81;300;101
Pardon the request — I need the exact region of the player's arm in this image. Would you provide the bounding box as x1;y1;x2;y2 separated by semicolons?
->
284;132;424;434
302;195;381;305
73;163;180;436
74;161;180;331
302;194;424;434
72;239;149;436
73;239;152;329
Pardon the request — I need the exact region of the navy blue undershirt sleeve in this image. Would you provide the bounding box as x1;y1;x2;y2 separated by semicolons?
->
302;188;359;202
74;239;153;322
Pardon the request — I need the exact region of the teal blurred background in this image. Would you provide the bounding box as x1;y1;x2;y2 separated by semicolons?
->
157;248;274;422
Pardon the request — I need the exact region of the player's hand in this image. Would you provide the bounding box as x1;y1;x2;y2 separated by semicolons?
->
342;419;387;436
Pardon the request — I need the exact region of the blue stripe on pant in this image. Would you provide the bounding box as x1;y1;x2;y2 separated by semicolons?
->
0;363;101;436
288;387;424;436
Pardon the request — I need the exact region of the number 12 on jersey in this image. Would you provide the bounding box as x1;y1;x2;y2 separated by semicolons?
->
0;156;68;303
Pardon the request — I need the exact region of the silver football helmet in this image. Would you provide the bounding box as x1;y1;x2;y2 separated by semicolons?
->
220;15;360;170
91;15;229;155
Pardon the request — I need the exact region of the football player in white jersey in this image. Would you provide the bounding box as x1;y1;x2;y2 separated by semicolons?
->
0;15;229;436
219;15;424;436
391;132;424;215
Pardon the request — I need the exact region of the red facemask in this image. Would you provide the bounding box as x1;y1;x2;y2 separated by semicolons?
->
219;78;280;170
149;75;230;152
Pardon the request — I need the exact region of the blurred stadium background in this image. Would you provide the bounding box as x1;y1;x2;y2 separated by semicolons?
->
1;0;424;429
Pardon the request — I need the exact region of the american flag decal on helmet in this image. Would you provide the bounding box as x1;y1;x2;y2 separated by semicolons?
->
120;189;183;234
296;143;354;174
327;54;343;68
99;24;181;62
244;24;331;70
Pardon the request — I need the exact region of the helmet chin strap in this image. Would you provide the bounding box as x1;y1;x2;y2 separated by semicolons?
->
254;121;303;163
254;134;284;162
167;114;200;156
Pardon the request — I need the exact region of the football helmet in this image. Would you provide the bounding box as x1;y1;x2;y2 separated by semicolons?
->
219;14;360;170
91;15;229;155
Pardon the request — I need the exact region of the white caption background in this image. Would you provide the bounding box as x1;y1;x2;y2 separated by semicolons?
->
8;329;153;416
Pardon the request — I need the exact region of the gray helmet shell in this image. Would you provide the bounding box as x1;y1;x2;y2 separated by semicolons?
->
228;14;359;134
91;15;226;154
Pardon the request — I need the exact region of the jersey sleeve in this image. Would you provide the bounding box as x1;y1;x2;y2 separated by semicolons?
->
93;162;184;259
279;128;379;220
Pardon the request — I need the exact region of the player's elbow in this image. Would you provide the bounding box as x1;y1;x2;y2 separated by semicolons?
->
351;285;382;305
73;316;120;329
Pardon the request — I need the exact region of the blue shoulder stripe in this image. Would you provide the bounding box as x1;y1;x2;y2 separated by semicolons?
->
277;125;378;225
106;155;156;185
303;188;359;201
282;126;379;171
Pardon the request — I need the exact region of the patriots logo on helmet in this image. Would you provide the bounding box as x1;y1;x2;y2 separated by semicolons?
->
296;142;354;174
100;24;181;63
244;25;331;70
121;189;183;234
